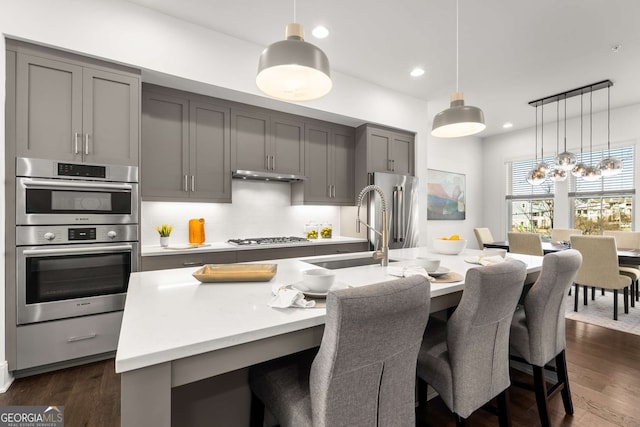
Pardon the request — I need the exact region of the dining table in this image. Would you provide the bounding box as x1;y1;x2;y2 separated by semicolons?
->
115;246;544;427
484;240;640;265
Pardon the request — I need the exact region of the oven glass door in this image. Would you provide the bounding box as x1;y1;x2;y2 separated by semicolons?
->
17;243;138;324
16;178;138;225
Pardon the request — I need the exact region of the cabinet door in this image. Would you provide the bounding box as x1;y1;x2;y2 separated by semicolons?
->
366;127;392;173
332;128;355;204
390;132;414;175
15;54;83;161
141;91;189;200
231;109;270;172
190;101;231;202
304;124;332;203
271;116;304;175
83;68;140;165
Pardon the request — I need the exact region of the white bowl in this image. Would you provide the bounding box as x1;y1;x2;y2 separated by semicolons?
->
299;269;336;293
415;257;441;272
433;238;467;255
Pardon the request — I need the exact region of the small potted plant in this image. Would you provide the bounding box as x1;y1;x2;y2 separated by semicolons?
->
154;224;173;247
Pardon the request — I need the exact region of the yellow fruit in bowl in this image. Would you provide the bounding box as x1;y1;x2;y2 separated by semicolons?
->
449;234;460;240
440;236;449;240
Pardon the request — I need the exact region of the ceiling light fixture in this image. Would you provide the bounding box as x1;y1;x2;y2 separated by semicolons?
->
527;105;546;186
555;95;577;171
582;88;602;181
572;93;588;178
550;100;567;182
256;0;332;101
431;0;485;138
596;85;623;176
410;67;425;77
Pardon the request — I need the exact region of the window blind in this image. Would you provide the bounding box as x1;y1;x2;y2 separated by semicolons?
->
569;146;635;196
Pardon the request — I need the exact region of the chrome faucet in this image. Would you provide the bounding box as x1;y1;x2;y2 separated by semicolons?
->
356;185;389;266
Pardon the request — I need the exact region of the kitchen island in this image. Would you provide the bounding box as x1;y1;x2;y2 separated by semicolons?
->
116;247;543;427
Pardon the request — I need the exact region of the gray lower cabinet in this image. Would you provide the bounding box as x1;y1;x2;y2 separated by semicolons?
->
355;124;415;189
292;122;355;205
141;250;237;271
141;85;231;202
231;108;305;176
141;242;368;271
16;311;123;371
12;42;140;166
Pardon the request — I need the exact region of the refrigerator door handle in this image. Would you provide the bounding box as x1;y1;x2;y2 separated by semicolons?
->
398;186;405;242
392;186;399;242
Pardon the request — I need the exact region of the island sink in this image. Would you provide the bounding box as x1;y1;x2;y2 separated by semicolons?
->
306;257;399;270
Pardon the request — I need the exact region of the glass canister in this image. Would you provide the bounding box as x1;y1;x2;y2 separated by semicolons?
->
320;223;333;239
189;218;205;244
304;223;319;239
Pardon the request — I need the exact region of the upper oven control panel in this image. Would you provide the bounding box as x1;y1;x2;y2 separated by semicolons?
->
16;224;139;246
16;157;138;183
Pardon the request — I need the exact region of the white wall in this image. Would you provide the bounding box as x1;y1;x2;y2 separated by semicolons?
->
482;103;640;242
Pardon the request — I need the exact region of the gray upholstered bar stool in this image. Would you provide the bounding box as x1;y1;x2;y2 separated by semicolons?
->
509;249;582;427
248;275;431;427
416;259;527;427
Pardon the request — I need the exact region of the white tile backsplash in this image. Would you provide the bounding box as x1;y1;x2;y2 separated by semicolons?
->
141;180;342;245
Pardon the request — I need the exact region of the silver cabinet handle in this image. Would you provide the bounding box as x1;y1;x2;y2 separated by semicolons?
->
332;184;336;198
388;159;392;171
74;132;80;154
191;175;195;192
265;155;270;170
183;261;204;267
184;175;189;192
272;155;276;171
392;159;395;171
327;185;331;198
67;332;97;343
84;134;90;155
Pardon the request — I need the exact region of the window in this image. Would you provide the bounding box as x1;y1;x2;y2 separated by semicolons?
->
570;146;635;234
506;155;556;239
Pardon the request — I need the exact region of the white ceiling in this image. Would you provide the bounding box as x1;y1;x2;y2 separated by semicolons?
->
125;0;640;137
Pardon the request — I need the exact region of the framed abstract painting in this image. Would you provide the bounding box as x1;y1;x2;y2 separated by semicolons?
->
427;169;466;220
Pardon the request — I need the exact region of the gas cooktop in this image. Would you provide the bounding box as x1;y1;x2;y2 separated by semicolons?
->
227;236;310;246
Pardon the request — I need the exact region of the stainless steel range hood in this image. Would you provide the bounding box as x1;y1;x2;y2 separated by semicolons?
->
232;170;307;183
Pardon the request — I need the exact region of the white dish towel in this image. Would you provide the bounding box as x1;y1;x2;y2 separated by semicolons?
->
387;266;432;279
268;284;316;308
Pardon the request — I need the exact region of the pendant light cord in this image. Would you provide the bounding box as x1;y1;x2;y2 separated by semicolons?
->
556;101;560;155
563;95;567;150
589;87;593;164
607;85;611;155
293;0;297;23
580;93;584;156
456;0;459;93
534;105;538;165
541;103;544;159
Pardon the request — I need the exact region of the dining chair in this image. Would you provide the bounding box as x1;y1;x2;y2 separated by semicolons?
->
508;232;544;256
570;235;631;320
474;227;495;249
509;249;582;427
604;230;640;304
550;228;582;243
416;259;527;427
248;275;431;427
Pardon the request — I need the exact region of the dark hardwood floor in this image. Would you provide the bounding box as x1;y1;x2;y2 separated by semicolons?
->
1;319;639;427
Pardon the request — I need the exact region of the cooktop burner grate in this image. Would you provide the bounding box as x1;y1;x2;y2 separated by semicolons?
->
227;236;310;246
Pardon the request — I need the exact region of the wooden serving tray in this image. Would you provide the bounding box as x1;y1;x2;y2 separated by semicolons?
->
192;264;277;283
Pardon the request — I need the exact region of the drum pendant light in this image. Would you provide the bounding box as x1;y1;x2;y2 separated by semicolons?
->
431;0;485;138
596;85;623;176
256;0;332;101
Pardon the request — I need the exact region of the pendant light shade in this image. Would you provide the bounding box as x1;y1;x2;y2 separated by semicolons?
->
596;85;623;176
550;101;567;182
257;22;332;101
431;0;485;138
572;93;587;178
527;104;546;186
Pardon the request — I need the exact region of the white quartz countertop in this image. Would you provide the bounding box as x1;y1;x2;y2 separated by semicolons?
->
141;235;368;256
115;248;543;373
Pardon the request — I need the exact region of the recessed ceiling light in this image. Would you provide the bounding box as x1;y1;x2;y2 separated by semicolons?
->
611;44;622;53
410;67;425;77
312;26;329;39
502;122;513;129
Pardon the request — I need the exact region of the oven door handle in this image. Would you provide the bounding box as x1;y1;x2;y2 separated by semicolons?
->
22;179;133;192
23;244;135;256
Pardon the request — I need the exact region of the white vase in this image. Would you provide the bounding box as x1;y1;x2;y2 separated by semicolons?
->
160;236;170;247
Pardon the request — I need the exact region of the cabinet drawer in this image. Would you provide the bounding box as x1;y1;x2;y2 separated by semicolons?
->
16;311;123;370
237;246;315;262
141;251;237;271
314;242;369;255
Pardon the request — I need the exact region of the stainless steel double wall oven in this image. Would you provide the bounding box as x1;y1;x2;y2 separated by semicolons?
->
15;157;139;325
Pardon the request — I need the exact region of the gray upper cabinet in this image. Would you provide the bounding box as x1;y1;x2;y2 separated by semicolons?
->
141;85;231;203
292;122;355;205
231;109;304;176
355;124;415;176
15;49;139;166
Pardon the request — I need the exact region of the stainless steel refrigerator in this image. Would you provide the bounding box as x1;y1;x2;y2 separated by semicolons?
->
366;172;419;250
